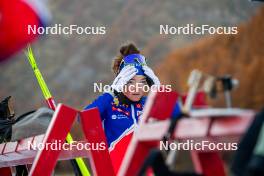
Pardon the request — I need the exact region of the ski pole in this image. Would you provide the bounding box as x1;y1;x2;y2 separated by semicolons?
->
25;45;91;176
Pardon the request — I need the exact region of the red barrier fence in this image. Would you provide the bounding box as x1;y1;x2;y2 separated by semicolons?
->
0;91;255;176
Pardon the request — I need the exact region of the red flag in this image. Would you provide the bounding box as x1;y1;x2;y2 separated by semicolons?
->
0;0;51;62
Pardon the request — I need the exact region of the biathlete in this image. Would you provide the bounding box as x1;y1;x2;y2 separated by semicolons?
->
84;43;179;173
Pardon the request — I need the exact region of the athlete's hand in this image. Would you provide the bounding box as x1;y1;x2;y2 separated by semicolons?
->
111;65;137;92
143;65;160;86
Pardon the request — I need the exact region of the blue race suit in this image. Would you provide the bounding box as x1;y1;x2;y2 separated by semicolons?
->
84;91;181;173
84;92;146;151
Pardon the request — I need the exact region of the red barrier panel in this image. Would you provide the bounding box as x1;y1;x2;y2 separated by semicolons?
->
80;108;115;176
119;91;179;176
27;104;114;176
29;104;78;176
118;91;254;176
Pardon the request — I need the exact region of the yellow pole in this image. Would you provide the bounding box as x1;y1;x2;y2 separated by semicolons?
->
26;46;91;176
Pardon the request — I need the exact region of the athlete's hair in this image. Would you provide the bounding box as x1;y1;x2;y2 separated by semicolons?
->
112;42;141;75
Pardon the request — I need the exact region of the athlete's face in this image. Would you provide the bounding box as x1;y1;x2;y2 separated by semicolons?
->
123;75;147;102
